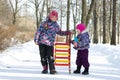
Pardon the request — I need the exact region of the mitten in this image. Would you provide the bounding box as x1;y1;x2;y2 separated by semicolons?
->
73;47;78;49
65;30;72;35
74;42;77;47
73;42;78;49
74;37;78;42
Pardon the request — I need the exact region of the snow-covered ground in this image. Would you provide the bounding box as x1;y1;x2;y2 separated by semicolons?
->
0;41;120;80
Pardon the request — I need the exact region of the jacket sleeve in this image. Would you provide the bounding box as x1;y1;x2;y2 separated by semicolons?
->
34;22;45;42
56;24;70;36
57;29;68;36
77;34;90;48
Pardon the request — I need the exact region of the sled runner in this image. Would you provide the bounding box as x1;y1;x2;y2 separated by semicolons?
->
54;34;71;74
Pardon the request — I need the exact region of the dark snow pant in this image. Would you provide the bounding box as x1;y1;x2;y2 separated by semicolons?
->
39;44;55;70
76;49;90;68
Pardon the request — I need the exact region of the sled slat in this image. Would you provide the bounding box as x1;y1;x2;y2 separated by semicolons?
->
54;34;71;74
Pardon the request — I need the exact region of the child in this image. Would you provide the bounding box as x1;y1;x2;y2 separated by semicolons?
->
34;10;71;74
72;23;90;75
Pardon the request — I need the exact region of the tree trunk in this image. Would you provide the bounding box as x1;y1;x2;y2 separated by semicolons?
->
29;0;42;29
9;0;19;25
111;0;117;45
117;2;120;44
66;0;70;30
35;6;39;28
60;1;62;28
81;0;86;24
108;0;112;43
13;13;16;24
103;0;107;43
46;0;50;16
71;0;78;38
39;0;45;25
81;0;95;26
93;1;98;43
86;0;95;26
117;23;119;44
72;5;76;38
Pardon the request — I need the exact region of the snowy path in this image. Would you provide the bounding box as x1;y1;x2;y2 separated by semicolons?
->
89;45;120;80
0;41;120;80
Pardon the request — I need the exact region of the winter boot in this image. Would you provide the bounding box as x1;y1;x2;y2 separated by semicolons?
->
41;66;48;74
50;69;57;74
73;66;81;74
82;68;89;75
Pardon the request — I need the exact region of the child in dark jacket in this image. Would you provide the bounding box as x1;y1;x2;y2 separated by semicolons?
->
72;23;90;75
34;10;70;74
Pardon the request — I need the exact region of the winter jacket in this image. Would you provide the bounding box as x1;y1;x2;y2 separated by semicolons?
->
34;19;68;46
74;30;90;50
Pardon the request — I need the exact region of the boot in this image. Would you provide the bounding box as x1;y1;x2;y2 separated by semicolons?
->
42;69;48;74
41;66;48;74
50;69;57;74
73;66;81;74
82;68;89;75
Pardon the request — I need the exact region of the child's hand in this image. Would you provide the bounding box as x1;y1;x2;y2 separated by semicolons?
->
74;42;77;47
44;23;48;29
35;40;39;45
35;42;38;45
73;42;78;49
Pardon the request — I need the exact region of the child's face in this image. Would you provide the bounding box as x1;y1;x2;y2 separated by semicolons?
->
50;16;57;22
76;29;81;34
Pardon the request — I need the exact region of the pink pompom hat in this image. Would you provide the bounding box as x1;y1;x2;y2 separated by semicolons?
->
49;10;58;20
76;23;86;32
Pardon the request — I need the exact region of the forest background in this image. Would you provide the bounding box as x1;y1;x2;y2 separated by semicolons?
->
0;0;119;50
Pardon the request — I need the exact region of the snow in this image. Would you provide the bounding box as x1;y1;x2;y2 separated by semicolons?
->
0;41;120;80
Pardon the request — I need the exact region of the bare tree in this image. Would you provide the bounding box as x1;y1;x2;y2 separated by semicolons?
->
93;1;98;43
28;0;42;28
117;23;119;44
117;1;120;44
46;0;51;16
0;0;12;25
81;0;95;26
9;0;22;25
108;0;112;42
111;0;117;45
118;5;120;44
71;0;79;38
103;0;107;43
46;0;49;16
85;0;95;26
66;0;70;30
39;0;45;25
81;0;86;24
46;0;54;16
60;0;63;28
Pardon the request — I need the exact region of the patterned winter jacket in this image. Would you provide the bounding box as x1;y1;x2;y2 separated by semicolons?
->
74;30;90;50
34;19;68;46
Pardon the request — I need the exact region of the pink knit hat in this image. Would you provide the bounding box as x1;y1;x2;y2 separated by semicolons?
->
49;10;58;20
76;23;86;32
